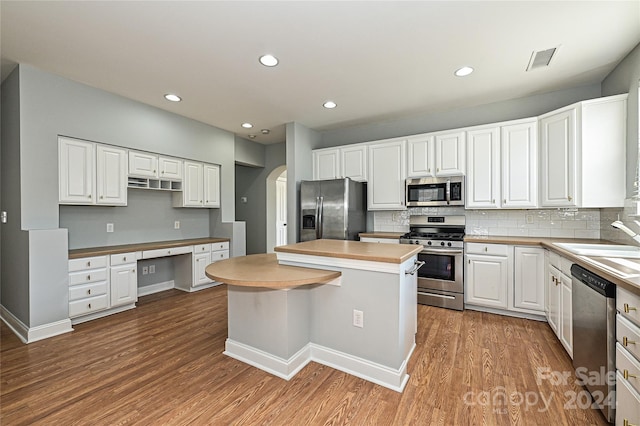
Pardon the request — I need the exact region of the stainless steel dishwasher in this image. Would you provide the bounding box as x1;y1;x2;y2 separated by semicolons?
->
571;264;616;423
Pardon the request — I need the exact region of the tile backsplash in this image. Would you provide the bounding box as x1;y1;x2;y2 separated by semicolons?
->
372;200;640;242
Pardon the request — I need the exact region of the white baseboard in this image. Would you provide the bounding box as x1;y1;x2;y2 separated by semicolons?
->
1;305;73;344
175;281;223;293
464;304;547;321
224;338;414;392
138;280;175;297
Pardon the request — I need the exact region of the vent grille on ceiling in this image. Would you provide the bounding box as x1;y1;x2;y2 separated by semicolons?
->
526;47;557;71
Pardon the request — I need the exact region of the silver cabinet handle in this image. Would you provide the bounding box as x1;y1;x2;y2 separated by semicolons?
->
405;260;425;275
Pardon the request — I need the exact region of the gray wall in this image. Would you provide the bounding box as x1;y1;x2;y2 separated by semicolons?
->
602;42;640;198
235;136;265;167
235;142;286;254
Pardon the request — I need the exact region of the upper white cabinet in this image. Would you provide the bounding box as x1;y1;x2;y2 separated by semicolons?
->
173;161;220;208
312;144;367;182
434;130;465;176
128;151;158;178
540;94;627;208
466;119;537;209
59;137;127;206
368;139;406;210
159;156;183;180
407;135;435;178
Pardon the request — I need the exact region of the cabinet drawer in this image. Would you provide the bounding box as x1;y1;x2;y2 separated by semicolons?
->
619;286;640;327
617;342;640;395
210;250;229;262
69;268;107;286
465;243;509;256
69;294;109;317
618;314;640;361
69;282;108;301
142;245;192;259
211;241;229;251
110;252;138;266
616;370;640;426
194;244;211;253
560;256;572;276
69;256;107;272
547;251;560;269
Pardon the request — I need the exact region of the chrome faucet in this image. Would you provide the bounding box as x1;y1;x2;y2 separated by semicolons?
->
611;220;640;244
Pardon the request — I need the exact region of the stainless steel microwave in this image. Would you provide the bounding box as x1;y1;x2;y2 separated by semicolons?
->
405;176;465;207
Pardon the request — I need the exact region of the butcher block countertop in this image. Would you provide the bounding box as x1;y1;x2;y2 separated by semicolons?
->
69;237;230;259
205;253;341;289
359;232;405;239
274;239;423;264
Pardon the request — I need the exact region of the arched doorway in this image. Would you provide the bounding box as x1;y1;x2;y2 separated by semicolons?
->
266;165;287;253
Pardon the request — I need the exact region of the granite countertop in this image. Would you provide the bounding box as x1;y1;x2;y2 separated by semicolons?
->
274;239;423;264
205;253;341;289
359;232;406;239
69;237;230;259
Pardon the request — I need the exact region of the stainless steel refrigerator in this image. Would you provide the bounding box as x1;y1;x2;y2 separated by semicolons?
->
299;178;366;241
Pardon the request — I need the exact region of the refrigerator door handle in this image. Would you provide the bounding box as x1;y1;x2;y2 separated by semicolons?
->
317;196;324;239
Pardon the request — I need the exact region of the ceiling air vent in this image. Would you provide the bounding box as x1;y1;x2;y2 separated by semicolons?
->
526;47;557;71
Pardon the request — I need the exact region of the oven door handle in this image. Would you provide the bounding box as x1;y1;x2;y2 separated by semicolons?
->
405;260;425;275
420;248;463;255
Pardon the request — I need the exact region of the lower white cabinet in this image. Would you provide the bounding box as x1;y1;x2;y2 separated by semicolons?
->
513;246;545;312
465;243;509;309
545;250;573;358
68;255;110;318
360;237;400;244
192;242;229;288
110;253;138;307
617;287;640;425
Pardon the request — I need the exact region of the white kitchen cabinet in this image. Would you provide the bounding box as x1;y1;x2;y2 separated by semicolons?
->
547;265;560;334
466;126;500;208
96;145;127;206
616;371;640;426
360;237;400;244
59;137;95;204
501;120;537;208
540;94;627;208
312;145;367;182
59;137;127;206
68;255;109;318
513;246;545;312
158;156;183;180
128;151;158;178
192;242;229;288
465;243;509;309
367;139;406;210
545;251;572;358
407;135;435;178
434;130;465;176
174;161;220;208
203;163;221;207
559;272;573;358
110;253;137;308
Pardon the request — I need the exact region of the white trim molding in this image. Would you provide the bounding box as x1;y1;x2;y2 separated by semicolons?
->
224;339;311;380
1;305;73;344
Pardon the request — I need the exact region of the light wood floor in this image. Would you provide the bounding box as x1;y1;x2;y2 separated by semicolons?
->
1;285;607;425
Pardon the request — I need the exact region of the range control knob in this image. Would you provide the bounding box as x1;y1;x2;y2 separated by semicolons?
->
441;242;445;246
427;241;432;246
447;242;452;247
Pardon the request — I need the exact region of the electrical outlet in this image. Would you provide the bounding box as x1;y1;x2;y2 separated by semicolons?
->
106;223;114;233
240;196;248;204
174;221;180;229
525;214;534;224
353;309;364;328
142;266;149;275
149;265;155;274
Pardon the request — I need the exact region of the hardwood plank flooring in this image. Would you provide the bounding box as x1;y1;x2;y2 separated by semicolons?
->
1;286;608;425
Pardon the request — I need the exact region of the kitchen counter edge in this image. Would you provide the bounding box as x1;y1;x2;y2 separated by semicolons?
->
69;237;230;259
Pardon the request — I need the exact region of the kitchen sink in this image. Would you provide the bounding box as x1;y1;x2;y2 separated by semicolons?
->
552;242;640;258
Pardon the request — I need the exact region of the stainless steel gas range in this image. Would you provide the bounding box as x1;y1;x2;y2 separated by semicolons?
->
400;215;465;310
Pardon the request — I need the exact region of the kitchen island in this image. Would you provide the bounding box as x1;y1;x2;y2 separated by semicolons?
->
206;240;423;391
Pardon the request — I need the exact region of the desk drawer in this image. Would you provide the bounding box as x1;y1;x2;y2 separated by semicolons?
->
110;252;138;266
618;313;640;361
69;294;109;317
69;256;107;272
69;269;107;286
69;282;108;301
465;243;508;256
194;244;211;253
211;241;229;251
142;245;192;259
211;250;229;262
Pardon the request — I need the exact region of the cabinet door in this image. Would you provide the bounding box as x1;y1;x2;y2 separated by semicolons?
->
183;161;204;207
313;149;340;180
502;121;537;208
465;254;508;309
435;131;465;176
59;137;95;204
128;151;158;178
540;109;576;207
407;135;434;178
560;273;573;358
547;267;560;334
110;264;137;307
466;127;499;208
367;140;406;210
193;252;212;287
340;145;367;182
96;145;127;206
159;156;183;180
513;247;544;312
616;371;640;426
203;163;220;208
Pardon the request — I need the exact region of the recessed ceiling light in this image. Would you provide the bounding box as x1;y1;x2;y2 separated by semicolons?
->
261;129;270;135
323;101;337;109
241;123;253;129
248;134;256;139
164;93;182;102
454;66;474;77
259;54;279;67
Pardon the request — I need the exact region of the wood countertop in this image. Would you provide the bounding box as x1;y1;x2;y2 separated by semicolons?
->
359;232;405;239
274;239;423;264
205;253;341;289
69;237;230;259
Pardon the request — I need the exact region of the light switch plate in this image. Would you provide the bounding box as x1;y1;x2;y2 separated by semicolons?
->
106;223;114;232
174;221;180;229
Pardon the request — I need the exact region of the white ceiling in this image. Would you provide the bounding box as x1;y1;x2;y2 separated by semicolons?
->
2;1;639;144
